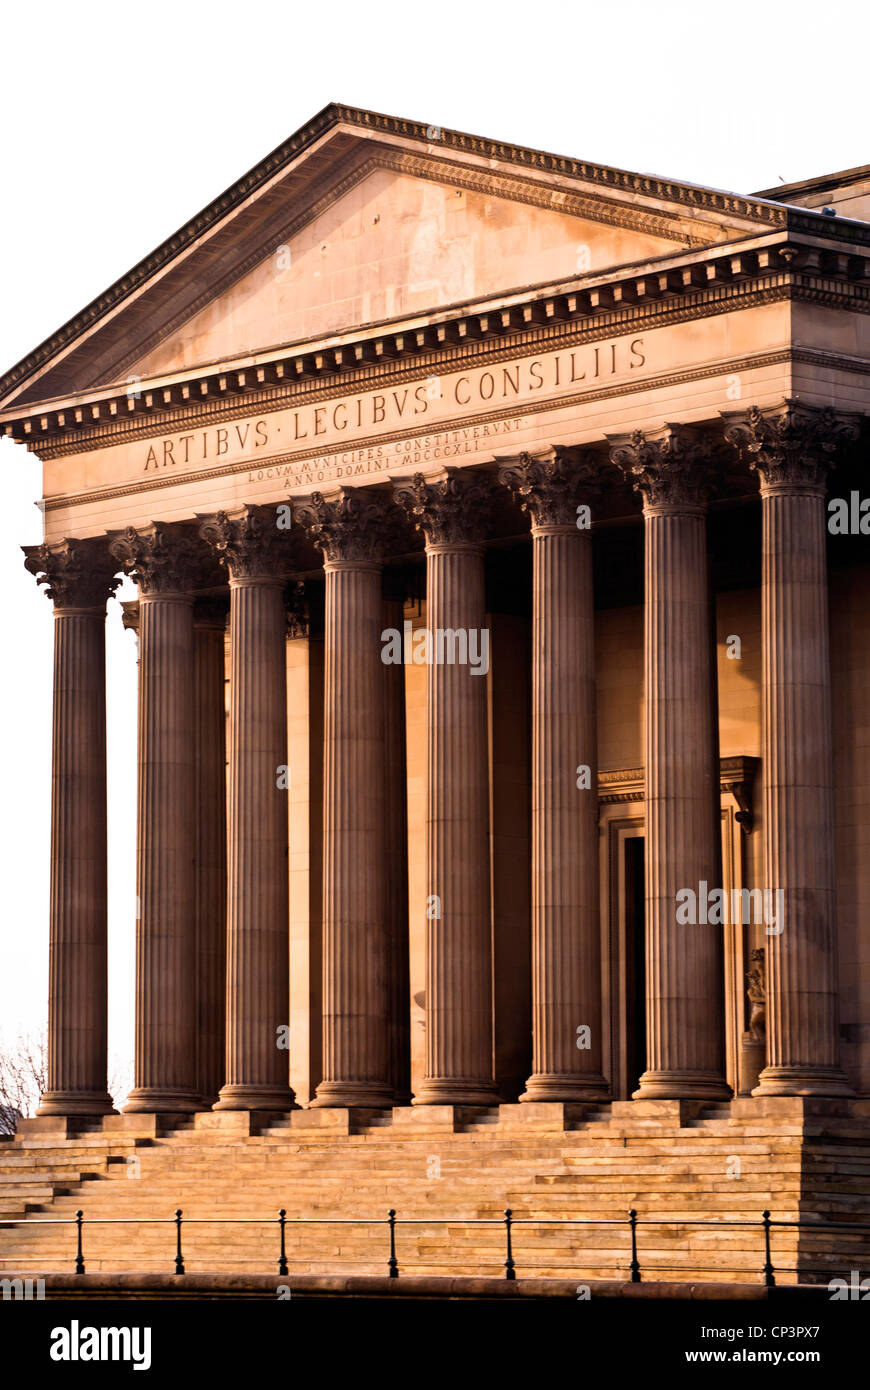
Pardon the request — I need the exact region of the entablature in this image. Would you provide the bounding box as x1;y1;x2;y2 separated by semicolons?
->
5;228;870;460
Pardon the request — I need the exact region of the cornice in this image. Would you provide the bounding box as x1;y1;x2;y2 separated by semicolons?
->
2;102;843;411
86;148;387;390
98;146;710;390
333;106;788;226
0;104;343;406
10;243;870;458
599;756;760;814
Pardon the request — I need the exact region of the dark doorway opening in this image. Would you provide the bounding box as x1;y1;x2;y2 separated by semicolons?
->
625;835;646;1097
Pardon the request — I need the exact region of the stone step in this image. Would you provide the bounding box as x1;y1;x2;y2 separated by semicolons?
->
2;1110;866;1283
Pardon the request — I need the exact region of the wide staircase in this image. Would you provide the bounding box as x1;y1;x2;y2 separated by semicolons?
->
1;1098;868;1285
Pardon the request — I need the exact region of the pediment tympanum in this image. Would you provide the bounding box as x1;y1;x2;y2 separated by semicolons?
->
0;104;786;411
125;165;683;381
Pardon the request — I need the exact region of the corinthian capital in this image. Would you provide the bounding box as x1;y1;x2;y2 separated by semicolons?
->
23;537;121;610
498;448;599;529
393;467;493;547
610;425;713;513
293;486;395;565
198;505;294;581
723;400;860;495
109;522;217;595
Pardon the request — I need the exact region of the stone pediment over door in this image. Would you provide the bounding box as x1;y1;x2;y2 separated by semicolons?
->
0;103;787;411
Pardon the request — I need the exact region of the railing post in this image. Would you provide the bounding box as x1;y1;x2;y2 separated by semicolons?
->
762;1210;775;1288
504;1209;516;1281
174;1208;185;1275
278;1209;288;1277
75;1210;85;1276
629;1209;640;1283
387;1209;398;1279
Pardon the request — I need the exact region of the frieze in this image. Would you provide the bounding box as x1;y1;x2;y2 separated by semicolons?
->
138;337;646;476
26;263;869;464
36;343;781;516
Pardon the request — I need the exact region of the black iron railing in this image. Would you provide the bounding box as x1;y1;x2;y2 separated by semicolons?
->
2;1208;870;1283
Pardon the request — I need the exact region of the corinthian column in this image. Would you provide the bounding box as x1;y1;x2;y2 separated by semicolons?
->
295;488;395;1107
499;450;608;1101
611;429;729;1100
193;598;228;1106
725;402;857;1095
23;539;120;1116
109;524;203;1112
395;469;499;1106
382;570;411;1104
200;507;295;1110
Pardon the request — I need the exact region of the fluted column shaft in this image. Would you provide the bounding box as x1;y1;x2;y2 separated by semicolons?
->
295;487;396;1108
124;592;199;1110
215;576;294;1109
724;403;857;1096
108;522;227;1113
525;522;607;1099
394;470;498;1106
757;488;844;1089
24;541;120;1115
419;540;497;1103
43;608;114;1112
311;560;391;1106
613;430;729;1100
641;506;728;1095
193;603;228;1105
383;591;411;1104
498;450;607;1103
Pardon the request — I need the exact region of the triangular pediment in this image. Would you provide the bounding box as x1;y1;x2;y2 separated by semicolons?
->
0;104;791;412
124;162;693;382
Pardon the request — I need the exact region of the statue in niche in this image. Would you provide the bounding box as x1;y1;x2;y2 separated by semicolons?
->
746;948;766;1044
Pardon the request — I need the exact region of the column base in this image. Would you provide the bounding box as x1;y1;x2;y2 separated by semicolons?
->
310;1081;393;1109
519;1073;609;1103
632;1069;732;1101
123;1087;202;1114
36;1090;116;1118
412;1079;500;1107
752;1064;854;1098
213;1083;297;1112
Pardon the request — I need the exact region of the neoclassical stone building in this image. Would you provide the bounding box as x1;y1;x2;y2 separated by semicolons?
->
2;106;869;1284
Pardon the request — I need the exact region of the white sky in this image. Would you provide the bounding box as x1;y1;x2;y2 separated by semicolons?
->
1;0;867;1091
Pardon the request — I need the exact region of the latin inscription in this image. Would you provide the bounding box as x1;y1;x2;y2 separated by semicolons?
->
249;417;527;490
141;335;647;475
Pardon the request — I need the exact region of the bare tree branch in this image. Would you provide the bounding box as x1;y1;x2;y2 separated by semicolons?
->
0;1030;47;1135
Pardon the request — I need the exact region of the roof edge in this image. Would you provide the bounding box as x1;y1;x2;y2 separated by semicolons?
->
754;163;870;202
0;103;797;409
